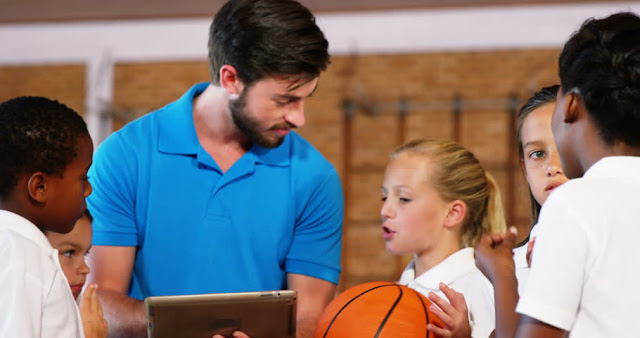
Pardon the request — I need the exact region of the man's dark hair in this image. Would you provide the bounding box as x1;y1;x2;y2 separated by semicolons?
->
559;11;640;146
0;96;89;198
208;0;330;87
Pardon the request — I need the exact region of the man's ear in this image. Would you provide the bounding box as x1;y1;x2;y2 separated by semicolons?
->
443;200;466;229
27;172;47;203
219;65;244;97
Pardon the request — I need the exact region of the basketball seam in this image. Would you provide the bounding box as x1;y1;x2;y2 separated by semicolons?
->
322;283;397;337
412;288;431;338
373;284;403;338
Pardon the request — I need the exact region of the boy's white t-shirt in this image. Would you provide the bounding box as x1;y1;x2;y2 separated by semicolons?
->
0;210;85;338
399;247;495;338
517;156;640;336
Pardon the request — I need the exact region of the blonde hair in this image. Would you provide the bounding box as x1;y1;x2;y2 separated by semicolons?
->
391;139;507;247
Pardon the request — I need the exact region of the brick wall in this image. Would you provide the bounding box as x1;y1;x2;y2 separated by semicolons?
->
0;47;561;291
0;64;85;115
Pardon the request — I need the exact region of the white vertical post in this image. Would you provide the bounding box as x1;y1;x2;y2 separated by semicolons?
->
85;50;114;147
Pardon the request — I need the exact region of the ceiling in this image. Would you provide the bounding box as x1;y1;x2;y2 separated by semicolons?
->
0;0;609;24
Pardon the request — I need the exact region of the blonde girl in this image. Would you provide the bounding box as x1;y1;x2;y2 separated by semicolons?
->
381;139;506;338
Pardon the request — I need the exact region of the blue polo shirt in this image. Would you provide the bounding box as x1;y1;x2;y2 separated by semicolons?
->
87;83;343;300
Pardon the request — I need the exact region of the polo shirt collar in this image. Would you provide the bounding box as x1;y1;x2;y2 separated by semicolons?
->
157;82;291;167
399;247;477;290
157;82;208;156
0;210;53;252
248;134;291;167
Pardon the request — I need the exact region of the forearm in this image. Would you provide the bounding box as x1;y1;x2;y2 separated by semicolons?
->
295;290;334;338
98;289;147;338
296;317;319;338
492;271;520;338
288;273;336;338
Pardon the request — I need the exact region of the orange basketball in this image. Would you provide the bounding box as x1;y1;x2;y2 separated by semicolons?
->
314;281;444;338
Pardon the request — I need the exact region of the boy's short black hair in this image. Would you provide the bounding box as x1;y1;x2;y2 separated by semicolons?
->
559;11;640;146
0;96;89;199
208;0;330;87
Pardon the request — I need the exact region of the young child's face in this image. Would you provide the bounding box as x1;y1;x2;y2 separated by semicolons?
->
46;215;92;299
44;135;93;234
381;152;451;256
521;103;569;206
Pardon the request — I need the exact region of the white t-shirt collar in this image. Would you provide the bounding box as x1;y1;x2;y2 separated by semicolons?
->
0;209;55;253
399;247;477;290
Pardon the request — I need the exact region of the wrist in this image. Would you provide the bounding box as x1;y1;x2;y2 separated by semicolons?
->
492;269;518;289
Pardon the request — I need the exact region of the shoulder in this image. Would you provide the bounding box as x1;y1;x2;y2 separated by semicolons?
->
103;108;163;146
537;178;594;224
93;103;179;168
446;251;494;304
548;157;640;206
0;226;57;284
287;132;337;178
453;267;494;298
288;132;333;165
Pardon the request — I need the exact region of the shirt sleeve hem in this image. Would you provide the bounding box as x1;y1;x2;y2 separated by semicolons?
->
516;299;574;331
92;231;138;247
285;259;341;285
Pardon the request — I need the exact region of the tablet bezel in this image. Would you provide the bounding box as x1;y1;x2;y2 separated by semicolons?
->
145;290;297;338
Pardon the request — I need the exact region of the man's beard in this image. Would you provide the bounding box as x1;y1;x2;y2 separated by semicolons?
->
229;90;291;149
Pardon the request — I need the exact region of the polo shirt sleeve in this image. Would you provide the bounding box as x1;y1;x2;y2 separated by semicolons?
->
87;131;139;247
515;195;588;331
285;167;344;284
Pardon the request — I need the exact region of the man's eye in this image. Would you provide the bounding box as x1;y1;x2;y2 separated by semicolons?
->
399;198;411;203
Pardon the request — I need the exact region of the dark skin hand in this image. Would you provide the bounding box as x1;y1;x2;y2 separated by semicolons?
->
475;227;520;338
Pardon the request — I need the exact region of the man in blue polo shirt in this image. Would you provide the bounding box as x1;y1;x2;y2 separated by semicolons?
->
86;1;343;337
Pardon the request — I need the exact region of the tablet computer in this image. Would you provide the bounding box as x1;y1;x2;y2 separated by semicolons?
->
145;290;297;338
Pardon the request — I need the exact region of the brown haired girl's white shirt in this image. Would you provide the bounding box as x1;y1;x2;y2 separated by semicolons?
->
513;223;540;296
0;210;85;338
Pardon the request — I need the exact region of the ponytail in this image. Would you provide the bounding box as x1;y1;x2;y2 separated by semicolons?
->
481;171;507;239
392;139;507;248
